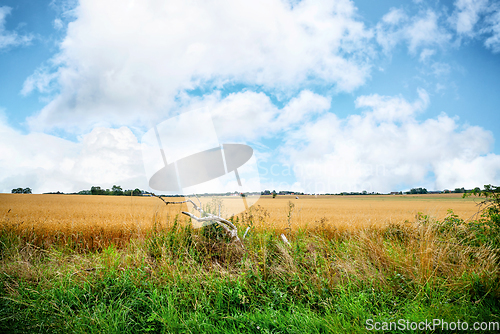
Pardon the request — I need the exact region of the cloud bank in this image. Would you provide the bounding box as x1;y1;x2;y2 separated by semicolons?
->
23;0;373;132
0;116;145;193
281;89;500;193
1;0;499;194
2;89;499;194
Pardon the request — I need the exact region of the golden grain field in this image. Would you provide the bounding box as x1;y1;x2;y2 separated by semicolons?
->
0;194;185;246
1;192;479;235
254;193;479;230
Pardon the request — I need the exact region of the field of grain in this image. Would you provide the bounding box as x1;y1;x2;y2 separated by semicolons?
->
254;193;479;230
1;192;498;333
0;193;479;245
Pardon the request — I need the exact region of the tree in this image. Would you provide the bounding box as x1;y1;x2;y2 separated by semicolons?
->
23;187;32;194
466;185;499;220
112;185;123;196
133;188;142;196
409;188;428;194
11;188;23;194
91;186;102;195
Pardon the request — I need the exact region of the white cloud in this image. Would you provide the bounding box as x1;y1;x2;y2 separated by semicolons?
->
354;88;429;123
171;89;331;146
431;62;452;76
0;89;331;193
449;0;488;36
210;90;331;142
376;8;408;52
280;90;500;193
406;11;452;53
435;154;500;189
377;8;452;55
482;5;500;52
0;6;33;50
53;18;64;30
449;0;500;52
21;67;59;96
377;1;500;55
382;8;407;26
24;0;373;133
2;86;500;194
419;48;436;62
0;117;146;193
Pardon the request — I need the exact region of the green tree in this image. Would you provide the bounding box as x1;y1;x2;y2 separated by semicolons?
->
112;185;123;196
23;187;32;194
91;186;102;195
409;188;427;194
133;188;142;196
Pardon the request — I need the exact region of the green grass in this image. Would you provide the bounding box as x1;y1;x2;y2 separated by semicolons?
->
1;213;499;333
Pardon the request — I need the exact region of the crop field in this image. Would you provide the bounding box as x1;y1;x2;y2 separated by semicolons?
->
255;193;478;229
1;192;499;333
0;192;479;236
0;193;480;251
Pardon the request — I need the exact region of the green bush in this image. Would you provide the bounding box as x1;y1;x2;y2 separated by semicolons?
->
464;185;500;249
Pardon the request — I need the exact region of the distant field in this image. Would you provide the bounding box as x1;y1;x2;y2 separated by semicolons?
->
0;193;480;242
255;193;479;230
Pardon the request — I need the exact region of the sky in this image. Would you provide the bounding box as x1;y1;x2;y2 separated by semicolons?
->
0;0;499;195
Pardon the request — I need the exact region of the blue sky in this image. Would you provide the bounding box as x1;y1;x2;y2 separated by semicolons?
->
0;0;499;194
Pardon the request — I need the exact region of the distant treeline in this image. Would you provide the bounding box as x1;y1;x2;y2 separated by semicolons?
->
42;185;148;196
404;187;472;195
88;186;144;196
19;185;478;196
11;187;32;194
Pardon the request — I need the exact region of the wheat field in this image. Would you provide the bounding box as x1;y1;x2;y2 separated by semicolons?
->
1;192;498;332
253;193;479;230
1;193;479;241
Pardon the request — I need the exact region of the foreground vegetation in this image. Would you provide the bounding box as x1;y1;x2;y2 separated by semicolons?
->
1;189;499;333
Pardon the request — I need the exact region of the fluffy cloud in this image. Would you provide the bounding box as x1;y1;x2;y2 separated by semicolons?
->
0;6;32;50
280;90;500;193
0;89;331;193
376;8;452;55
449;0;500;52
182;90;331;142
0;116;145;193
7;0;500;194
2;86;499;194
449;0;488;36
24;0;373;133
